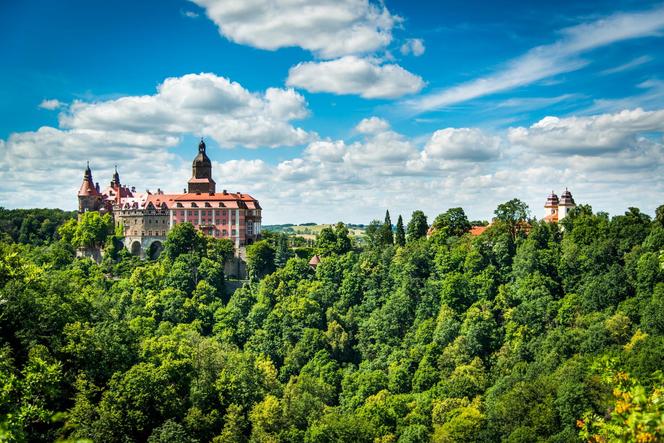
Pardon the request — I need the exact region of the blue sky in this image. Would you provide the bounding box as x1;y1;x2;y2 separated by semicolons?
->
1;0;664;223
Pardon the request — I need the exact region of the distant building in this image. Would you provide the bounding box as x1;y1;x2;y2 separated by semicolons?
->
544;188;576;223
308;255;321;270
77;139;262;259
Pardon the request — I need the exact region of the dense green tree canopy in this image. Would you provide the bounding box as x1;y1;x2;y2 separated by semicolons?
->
1;204;663;442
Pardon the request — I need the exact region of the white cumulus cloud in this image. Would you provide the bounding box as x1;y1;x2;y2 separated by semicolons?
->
60;73;312;148
355;116;390;134
508;108;664;155
424;127;501;161
190;0;399;59
287;56;425;99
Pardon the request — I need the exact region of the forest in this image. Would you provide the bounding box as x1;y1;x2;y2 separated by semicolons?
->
1;201;663;442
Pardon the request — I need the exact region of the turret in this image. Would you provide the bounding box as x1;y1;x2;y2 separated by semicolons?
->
188;138;216;193
78;162;102;213
544;191;559;219
112;165;121;188
558;188;576;220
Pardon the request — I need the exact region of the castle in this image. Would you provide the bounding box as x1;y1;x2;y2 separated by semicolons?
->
544;188;576;223
78;139;262;259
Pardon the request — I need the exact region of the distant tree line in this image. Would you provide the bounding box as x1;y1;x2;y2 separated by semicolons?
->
0;207;75;245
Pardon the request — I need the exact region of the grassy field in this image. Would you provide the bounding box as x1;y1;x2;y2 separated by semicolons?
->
263;223;366;240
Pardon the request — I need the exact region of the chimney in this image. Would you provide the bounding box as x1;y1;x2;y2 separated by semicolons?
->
131;186;136;193
223;189;227;195
95;182;100;192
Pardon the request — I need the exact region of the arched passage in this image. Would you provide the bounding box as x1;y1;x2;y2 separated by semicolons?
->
130;241;141;256
148;240;164;260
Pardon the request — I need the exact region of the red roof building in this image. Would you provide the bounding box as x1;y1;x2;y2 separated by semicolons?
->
78;139;262;257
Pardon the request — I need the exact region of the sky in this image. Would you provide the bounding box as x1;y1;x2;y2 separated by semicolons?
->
1;0;664;224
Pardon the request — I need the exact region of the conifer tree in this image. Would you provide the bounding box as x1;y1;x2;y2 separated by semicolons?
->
274;233;292;268
381;210;394;246
395;215;406;246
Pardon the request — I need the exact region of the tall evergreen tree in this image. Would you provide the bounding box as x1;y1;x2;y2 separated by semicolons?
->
381;210;394;246
406;210;428;242
274;233;292;268
395;215;406;246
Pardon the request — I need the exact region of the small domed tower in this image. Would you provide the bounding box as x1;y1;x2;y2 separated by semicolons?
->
544;191;559;222
78;162;102;214
558;188;576;220
188;138;216;193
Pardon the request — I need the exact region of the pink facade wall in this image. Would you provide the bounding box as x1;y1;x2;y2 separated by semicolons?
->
170;207;250;243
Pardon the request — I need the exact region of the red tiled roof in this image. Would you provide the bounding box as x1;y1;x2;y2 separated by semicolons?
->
78;179;99;196
142;192;260;210
469;225;488;236
173;192;257;202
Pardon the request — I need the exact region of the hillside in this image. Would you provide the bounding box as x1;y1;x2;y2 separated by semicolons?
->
1;202;663;442
264;223;367;241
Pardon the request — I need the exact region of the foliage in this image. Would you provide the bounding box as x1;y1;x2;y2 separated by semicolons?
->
432;207;472;239
314;222;352;256
494;198;530;240
1;201;663;442
58;212;114;249
0;207;75;245
406;210;428;243
395;215;406;247
579;364;664;442
246;240;276;280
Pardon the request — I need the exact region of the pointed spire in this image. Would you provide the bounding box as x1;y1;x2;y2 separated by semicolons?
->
79;162;99;196
112;165;121;187
199;137;206;153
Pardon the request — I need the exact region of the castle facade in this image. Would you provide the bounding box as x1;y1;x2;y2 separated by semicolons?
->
78;140;262;258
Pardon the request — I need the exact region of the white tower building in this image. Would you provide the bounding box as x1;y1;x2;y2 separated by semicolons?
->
558;188;576;220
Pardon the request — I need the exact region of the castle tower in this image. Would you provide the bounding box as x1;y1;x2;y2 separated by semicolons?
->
77;162;102;213
187;139;216;194
544;191;559;222
111;166;122;204
558;188;576;220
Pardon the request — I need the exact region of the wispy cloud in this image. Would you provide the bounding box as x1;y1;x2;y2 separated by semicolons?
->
600;55;653;75
181;10;199;18
402;4;664;114
38;99;62;110
586;78;664;113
